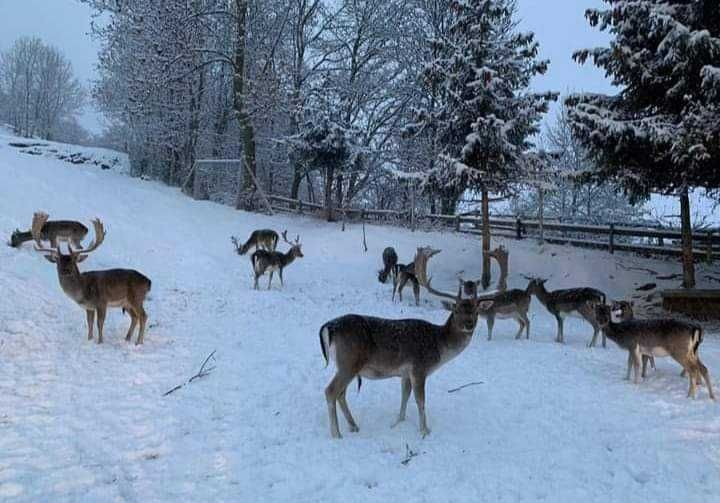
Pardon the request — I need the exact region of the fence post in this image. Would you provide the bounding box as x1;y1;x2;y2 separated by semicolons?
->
298;199;303;215
516;217;523;239
707;231;714;264
609;223;615;254
455;215;461;232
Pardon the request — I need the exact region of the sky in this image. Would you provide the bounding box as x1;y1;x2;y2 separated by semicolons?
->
0;0;615;134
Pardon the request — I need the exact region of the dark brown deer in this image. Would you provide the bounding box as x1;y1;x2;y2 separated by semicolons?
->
32;212;151;345
527;278;606;346
11;219;87;248
231;229;278;255
595;305;714;399
320;248;493;438
250;230;303;290
377;246;398;284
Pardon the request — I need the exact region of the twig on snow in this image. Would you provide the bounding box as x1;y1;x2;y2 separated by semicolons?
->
618;263;659;275
401;443;419;466
447;381;484;393
362;220;368;253
163;350;217;396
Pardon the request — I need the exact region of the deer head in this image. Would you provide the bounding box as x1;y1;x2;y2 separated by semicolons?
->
281;230;304;258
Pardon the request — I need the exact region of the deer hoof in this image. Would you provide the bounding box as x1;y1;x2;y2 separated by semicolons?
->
391;417;405;428
349;425;359;433
420;427;431;438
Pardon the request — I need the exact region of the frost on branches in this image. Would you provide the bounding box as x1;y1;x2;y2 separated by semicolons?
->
404;0;557;214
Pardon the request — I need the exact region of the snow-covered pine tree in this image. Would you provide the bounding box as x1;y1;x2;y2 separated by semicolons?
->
567;0;720;288
406;0;556;287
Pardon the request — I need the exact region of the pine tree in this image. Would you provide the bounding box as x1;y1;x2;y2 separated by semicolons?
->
567;0;720;288
406;0;556;287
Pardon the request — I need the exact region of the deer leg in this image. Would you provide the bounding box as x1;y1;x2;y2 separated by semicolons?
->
397;275;408;303
136;305;147;345
524;313;530;339
632;348;641;384
514;316;525;340
279;269;284;286
325;371;355;439
697;360;715;400
685;362;699;399
410;372;430;438
626;351;633;380
253;273;260;290
125;308;138;342
391;275;398;302
486;314;495;341
267;271;274;290
412;281;420;306
641;355;650;378
86;310;95;340
392;377;412;428
337;388;359;432
555;314;564;343
96;306;107;344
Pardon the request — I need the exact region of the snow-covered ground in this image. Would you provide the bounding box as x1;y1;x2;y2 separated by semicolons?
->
1;131;719;502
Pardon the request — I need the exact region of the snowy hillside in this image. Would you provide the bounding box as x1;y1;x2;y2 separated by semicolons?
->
1;134;719;502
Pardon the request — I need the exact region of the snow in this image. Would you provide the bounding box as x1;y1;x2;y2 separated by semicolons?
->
1;130;720;501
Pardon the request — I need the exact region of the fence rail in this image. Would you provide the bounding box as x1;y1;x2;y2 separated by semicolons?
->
266;194;719;262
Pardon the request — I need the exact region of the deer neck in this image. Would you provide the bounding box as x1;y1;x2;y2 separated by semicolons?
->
281;250;296;267
442;314;474;352
57;268;87;305
534;285;550;306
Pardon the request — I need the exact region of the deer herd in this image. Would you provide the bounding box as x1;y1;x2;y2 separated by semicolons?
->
9;212;716;440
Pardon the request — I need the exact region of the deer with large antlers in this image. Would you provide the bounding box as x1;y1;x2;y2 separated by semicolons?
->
32;212;152;345
416;247;531;340
231;229;279;255
250;230;304;290
320;247;493;439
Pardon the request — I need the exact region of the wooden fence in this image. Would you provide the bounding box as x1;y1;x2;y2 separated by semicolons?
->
267;194;719;262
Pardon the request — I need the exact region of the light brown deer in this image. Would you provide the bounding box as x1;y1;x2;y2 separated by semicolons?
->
595;304;714;399
11;219;87;248
457;246;509;297
32;212;152;345
231;229;278;255
250;230;303;290
320;247;492;439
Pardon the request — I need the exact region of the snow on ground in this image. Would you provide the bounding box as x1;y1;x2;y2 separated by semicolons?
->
1;132;719;502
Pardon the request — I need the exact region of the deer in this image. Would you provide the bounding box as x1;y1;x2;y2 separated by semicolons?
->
392;261;420;306
11;218;87;248
250;230;303;290
320;247;493;439
31;212;152;345
595;304;714;399
377;246;398;284
526;278;606;346
458;246;509;298
231;229;279;255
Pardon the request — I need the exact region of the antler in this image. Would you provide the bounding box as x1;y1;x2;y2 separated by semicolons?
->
31;211;56;254
282;230;301;246
75;218;105;255
413;246;459;301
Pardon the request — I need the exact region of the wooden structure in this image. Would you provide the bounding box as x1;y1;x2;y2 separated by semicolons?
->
661;289;720;320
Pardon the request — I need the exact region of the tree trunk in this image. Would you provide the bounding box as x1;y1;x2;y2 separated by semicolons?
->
324;166;335;221
481;188;491;290
233;0;258;209
680;189;696;288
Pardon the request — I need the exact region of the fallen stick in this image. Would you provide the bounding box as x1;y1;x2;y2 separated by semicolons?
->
618;263;659;275
447;381;484;393
163;350;217;396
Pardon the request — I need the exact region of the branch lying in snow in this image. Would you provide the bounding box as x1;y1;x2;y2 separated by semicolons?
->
163;350;217;396
618;263;659;276
447;381;484;393
401;443;419;466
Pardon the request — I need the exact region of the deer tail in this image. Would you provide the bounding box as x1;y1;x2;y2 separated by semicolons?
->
692;326;703;354
320;324;331;367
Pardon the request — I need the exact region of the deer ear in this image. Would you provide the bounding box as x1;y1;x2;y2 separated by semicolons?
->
76;254;89;263
441;300;455;311
43;254;57;263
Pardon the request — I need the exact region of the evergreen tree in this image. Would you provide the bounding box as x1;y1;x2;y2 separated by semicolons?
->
406;0;556;286
567;0;720;287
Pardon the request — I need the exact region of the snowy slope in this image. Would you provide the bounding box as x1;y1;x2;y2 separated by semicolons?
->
1;133;719;502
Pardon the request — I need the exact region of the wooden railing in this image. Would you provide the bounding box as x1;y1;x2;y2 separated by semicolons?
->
266;194;719;262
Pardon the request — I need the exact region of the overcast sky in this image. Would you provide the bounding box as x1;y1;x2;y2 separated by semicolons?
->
0;0;615;134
